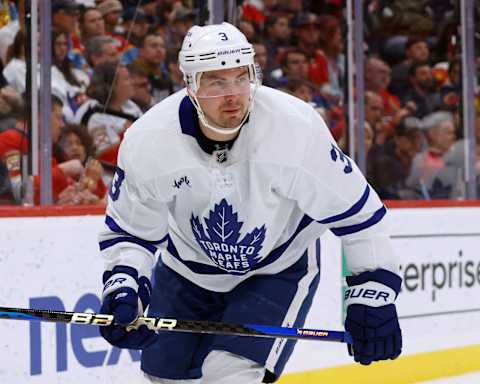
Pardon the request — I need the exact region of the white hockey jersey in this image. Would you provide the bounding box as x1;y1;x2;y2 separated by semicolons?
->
99;86;398;292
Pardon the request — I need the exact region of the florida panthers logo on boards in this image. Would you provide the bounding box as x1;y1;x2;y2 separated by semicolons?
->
190;199;266;274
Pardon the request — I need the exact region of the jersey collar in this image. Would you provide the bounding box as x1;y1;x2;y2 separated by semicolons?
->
178;95;240;156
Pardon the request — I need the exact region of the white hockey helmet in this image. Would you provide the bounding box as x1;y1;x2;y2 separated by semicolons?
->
179;22;261;135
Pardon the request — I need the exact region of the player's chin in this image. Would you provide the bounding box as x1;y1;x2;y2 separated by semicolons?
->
221;116;243;128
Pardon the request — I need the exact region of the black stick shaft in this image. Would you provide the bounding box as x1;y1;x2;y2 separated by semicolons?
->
0;306;352;343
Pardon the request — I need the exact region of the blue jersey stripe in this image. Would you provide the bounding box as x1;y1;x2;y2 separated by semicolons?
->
165;214;315;275
271;238;321;376
330;206;386;236
178;96;198;138
166;235;226;275
253;215;314;270
318;185;370;224
99;236;158;255
105;215;168;245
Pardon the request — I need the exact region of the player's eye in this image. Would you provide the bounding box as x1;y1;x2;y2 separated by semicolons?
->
207;79;225;88
236;75;249;84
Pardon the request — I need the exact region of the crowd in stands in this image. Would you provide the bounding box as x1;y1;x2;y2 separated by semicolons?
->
0;0;477;205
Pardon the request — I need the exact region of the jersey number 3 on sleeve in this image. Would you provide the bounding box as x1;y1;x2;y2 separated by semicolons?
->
330;143;353;174
109;167;125;201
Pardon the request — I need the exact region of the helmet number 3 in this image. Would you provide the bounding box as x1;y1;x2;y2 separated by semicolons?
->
218;32;228;41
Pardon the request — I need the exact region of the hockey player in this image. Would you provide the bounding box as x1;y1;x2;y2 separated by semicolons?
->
98;22;402;383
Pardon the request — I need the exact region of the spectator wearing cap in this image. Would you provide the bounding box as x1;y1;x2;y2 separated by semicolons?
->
85;36;120;70
164;7;197;52
97;0;128;52
97;0;122;34
52;0;79;35
52;0;87;70
389;37;430;100
131;32;173;103
120;8;150;65
406;111;456;198
401;61;443;119
263;15;291;73
367;116;424;199
294;12;320;57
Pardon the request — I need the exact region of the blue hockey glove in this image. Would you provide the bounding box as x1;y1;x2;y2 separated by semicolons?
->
344;268;402;365
99;265;158;349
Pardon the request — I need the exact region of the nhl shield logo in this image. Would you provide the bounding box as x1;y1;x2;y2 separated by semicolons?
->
190;199;266;274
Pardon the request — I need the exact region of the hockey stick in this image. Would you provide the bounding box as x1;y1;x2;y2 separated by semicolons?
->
0;306;352;343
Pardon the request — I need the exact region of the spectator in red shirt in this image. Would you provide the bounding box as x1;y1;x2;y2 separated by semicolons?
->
57;124;107;203
365;57;416;139
295;13;344;105
0;95;88;204
0;158;13;204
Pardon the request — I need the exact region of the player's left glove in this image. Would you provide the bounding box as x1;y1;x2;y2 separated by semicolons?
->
344;268;402;365
99;265;158;350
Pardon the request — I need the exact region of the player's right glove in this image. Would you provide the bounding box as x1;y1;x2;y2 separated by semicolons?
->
344;268;402;365
99;265;158;349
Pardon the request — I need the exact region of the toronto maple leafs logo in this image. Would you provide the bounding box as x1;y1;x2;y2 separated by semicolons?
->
190;199;266;274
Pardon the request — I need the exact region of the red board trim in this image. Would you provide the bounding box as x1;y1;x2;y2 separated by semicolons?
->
1;200;480;218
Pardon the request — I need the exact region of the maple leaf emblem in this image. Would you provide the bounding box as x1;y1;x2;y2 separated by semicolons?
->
190;199;266;275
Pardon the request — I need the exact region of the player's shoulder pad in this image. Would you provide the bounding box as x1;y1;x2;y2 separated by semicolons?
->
250;86;331;164
119;89;191;177
255;86;313;118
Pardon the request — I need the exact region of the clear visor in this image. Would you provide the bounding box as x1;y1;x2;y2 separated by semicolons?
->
196;69;254;99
